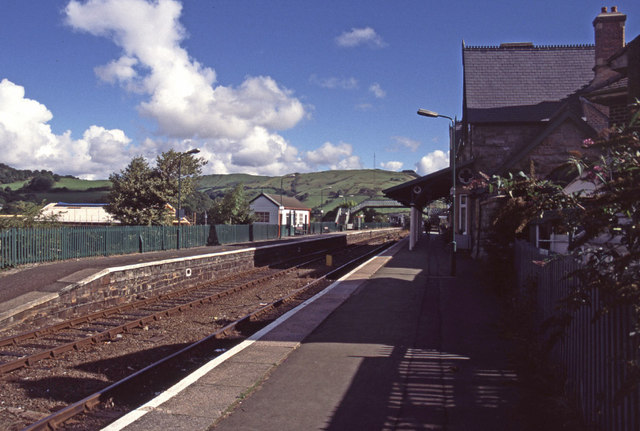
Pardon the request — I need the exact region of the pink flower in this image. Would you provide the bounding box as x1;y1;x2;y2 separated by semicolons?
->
593;165;603;172
582;138;595;148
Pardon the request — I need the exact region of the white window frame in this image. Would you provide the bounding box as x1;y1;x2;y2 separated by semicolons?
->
459;194;468;235
255;211;270;223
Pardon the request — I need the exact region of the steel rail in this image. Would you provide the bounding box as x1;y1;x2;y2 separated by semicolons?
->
0;254;324;375
0;248;334;347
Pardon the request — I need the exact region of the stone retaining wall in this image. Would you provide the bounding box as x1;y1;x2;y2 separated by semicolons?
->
5;229;402;327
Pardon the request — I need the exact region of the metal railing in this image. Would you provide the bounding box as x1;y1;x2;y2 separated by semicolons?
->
0;225;209;269
1;222;394;269
515;240;639;431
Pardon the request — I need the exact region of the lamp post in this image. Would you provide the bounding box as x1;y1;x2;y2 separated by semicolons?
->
177;148;200;250
279;174;295;238
319;186;332;233
417;108;456;276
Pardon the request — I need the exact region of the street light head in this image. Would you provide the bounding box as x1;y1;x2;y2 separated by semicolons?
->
185;148;200;155
417;108;439;118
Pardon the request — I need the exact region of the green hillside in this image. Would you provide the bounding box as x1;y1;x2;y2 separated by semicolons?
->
1;175;112;208
1;166;418;213
197;169;417;212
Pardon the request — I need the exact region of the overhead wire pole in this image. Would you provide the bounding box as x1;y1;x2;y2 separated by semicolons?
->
176;148;200;250
417;109;456;276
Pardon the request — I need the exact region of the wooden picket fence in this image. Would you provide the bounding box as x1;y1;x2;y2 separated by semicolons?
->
515;240;639;430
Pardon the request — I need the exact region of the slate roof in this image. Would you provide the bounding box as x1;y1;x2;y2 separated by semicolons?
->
586;75;628;96
252;193;310;210
463;44;596;122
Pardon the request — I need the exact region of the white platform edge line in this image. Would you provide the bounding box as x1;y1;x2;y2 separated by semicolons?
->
101;238;405;431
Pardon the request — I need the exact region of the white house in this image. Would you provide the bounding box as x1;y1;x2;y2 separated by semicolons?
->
249;193;311;229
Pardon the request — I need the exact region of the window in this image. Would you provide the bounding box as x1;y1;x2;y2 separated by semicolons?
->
459;194;468;235
255;211;270;223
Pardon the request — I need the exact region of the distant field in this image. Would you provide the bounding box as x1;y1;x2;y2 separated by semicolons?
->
197;173;271;190
34;190;110;204
3;180;28;190
52;178;111;190
2;178;110;191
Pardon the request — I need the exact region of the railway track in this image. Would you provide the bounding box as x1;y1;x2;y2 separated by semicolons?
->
0;254;320;375
0;236;398;430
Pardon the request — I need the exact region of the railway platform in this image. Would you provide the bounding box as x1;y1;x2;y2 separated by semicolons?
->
101;234;524;431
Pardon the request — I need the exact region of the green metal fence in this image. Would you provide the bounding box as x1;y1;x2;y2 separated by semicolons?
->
1;222;395;269
308;222;339;234
0;225;210;269
210;224;251;245
251;224;279;242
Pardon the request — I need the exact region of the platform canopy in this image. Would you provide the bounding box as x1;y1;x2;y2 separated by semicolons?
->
383;159;474;209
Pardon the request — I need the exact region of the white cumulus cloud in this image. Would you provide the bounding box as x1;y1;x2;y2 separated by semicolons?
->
335;27;387;48
94;56;139;86
309;74;358;90
65;0;308;175
369;83;386;99
389;136;421;152
305;142;363;170
0;79;132;179
380;161;403;171
415;150;449;176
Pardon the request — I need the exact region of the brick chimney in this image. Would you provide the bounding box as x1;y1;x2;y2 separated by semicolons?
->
593;6;626;69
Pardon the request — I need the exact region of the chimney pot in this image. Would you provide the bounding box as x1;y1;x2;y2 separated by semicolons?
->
601;7;607;13
593;7;626;68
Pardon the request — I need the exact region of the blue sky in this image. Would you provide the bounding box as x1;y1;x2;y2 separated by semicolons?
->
1;0;639;179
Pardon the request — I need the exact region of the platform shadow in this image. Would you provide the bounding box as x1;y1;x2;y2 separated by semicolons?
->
296;237;519;430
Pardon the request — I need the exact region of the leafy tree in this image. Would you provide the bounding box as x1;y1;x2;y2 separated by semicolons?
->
338;199;357;209
361;208;385;223
183;190;214;224
24;173;55;192
106;150;206;225
208;184;254;224
105;157;172;225
155;149;207;214
490;118;639;312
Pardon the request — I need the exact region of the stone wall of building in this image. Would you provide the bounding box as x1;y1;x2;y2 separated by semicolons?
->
466;123;542;174
510;119;588;178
